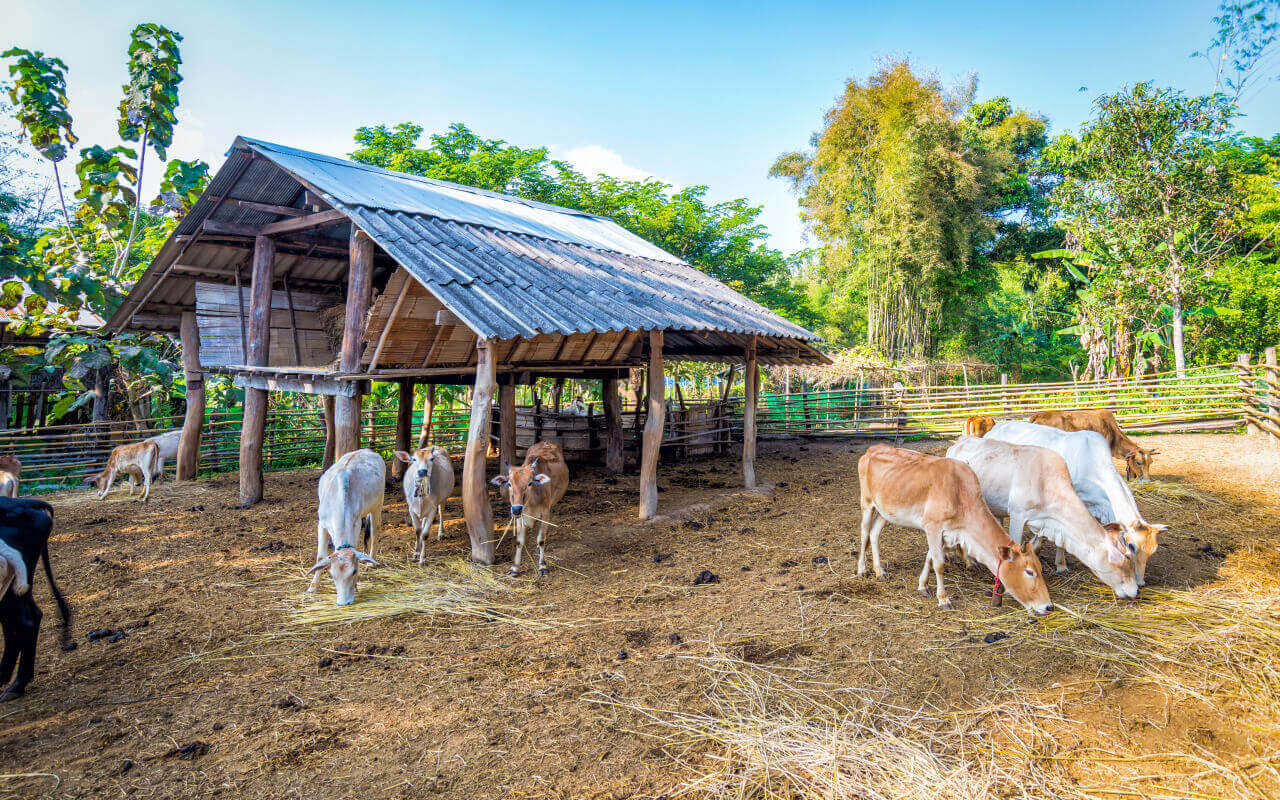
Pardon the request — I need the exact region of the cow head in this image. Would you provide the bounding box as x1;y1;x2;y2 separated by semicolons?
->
996;541;1054;614
1121;519;1168;586
395;449;436;489
309;545;378;605
82;470;108;491
1094;522;1140;599
1123;446;1156;482
968;416;997;437
491;457;553;522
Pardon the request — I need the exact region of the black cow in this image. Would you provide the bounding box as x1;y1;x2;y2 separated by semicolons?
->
0;497;71;702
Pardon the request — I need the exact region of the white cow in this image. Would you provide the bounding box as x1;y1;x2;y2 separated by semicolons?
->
394;446;455;564
308;449;385;605
947;436;1138;598
985;421;1168;585
144;429;182;481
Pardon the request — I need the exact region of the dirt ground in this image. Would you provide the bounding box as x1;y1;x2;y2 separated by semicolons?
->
1;432;1279;799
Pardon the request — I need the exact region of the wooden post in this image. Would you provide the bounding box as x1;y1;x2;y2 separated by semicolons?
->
335;229;375;457
463;338;496;563
417;383;436;448
552;378;566;413
177;312;205;480
1000;373;1009;415
743;336;758;489
604;376;623;473
0;375;8;430
499;378;517;468
639;331;665;520
1265;347;1279;441
321;395;336;470
1239;353;1260;436
239;235;274;506
392;380;413;478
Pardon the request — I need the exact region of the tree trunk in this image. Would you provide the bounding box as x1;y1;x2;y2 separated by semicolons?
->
239;234;275;506
1170;291;1187;379
336;229;375;456
177;312;205;480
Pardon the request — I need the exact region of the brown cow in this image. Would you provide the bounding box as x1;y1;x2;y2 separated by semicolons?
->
963;416;997;438
857;444;1053;613
0;456;19;499
1029;409;1156;481
491;441;569;577
83;442;160;502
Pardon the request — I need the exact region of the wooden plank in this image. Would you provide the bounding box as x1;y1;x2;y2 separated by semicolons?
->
463;338;497;564
232;374;357;397
260;209;347;236
639;331;665;520
177;312;204;481
336;230;376;456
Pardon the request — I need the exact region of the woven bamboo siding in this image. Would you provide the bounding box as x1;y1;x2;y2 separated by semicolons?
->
195;282;337;367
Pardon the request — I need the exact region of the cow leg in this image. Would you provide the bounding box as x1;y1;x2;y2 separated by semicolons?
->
1055;545;1069;575
435;503;445;542
917;552;933;595
308;522;327;593
98;469;117;500
867;515;888;579
0;610;19;688
369;506;382;557
0;596;39;701
407;507;421;561
536;519;549;578
1008;514;1028;545
418;504;436;564
857;505;875;577
928;536;952;610
140;470;153;502
508;520;527;577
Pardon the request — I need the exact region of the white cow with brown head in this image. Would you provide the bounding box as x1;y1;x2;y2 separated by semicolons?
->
394;446;455;564
308;448;384;605
857;444;1053;614
491;441;569;577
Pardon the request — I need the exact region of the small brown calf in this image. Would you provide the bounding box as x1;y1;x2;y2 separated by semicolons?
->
491;441;569;577
963;416;997;438
0;456;19;499
84;442;160;502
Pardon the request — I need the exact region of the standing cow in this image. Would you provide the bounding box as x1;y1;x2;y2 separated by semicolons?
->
491;441;569;578
857;444;1053;613
0;497;71;701
1030;409;1157;481
394;446;455;564
308;449;385;605
947;436;1138;598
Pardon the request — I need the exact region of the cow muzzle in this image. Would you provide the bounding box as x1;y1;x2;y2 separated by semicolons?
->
510;504;524;517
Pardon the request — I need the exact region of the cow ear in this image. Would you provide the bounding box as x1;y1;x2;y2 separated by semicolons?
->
532;473;552;485
355;551;379;566
1152;523;1170;534
490;475;509;486
998;545;1014;562
308;556;333;575
394;451;412;463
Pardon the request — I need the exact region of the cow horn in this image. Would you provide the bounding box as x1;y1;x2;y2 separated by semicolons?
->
355;551;380;566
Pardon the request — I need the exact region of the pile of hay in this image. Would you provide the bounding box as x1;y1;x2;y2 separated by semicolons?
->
285;556;556;630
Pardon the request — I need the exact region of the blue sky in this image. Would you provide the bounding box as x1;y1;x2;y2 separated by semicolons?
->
6;0;1278;253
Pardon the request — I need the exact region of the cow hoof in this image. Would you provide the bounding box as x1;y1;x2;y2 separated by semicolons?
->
1056;567;1070;575
538;567;549;578
506;568;519;578
875;572;888;582
938;600;954;611
918;588;931;597
856;569;867;578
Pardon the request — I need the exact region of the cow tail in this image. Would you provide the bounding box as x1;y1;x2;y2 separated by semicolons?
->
39;512;72;645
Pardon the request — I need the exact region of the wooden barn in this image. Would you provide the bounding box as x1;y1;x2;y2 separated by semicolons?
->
106;137;827;563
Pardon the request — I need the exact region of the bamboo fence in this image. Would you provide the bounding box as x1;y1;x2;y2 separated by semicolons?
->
0;360;1270;493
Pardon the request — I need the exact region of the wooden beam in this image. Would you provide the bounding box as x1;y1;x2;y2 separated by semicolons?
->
463;338;497;564
177;312;204;481
604;376;623;474
368;277;410;371
420;325;448;367
639;331;665;520
223;198;309;217
392;380;413;479
499;381;517;468
282;272;301;365
321;396;336;470
203;219;261;238
259;209;348;236
743;335;758;490
335;229;375;456
239;235;275;506
232;373;357;397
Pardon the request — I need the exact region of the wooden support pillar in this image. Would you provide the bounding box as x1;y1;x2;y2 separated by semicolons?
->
417;383;436;448
177;312;205;480
551;378;566;413
463;338;496;563
1266;346;1279;440
498;379;517;468
0;376;9;430
392;379;413;478
1239;353;1260;436
639;331;665;520
335;229;375;457
603;376;623;474
743;336;758;489
239;235;274;505
321;395;336;470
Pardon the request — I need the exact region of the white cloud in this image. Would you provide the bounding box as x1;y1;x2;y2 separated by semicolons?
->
553;144;653;182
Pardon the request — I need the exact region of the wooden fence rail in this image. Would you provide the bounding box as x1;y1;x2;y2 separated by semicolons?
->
0;362;1262;493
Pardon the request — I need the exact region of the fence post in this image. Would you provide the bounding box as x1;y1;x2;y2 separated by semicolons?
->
1266;347;1279;442
1000;373;1009;415
1239;353;1260;436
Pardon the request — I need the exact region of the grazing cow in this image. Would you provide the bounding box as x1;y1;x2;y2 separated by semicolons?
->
308;449;385;605
394;446;455;564
986;421;1168;585
0;456;20;499
856;444;1053;613
1029;409;1156;481
84;441;160;502
491;441;569;577
947;436;1138;598
963;416;997;438
566;396;590;416
143;429;182;481
0;497;71;701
